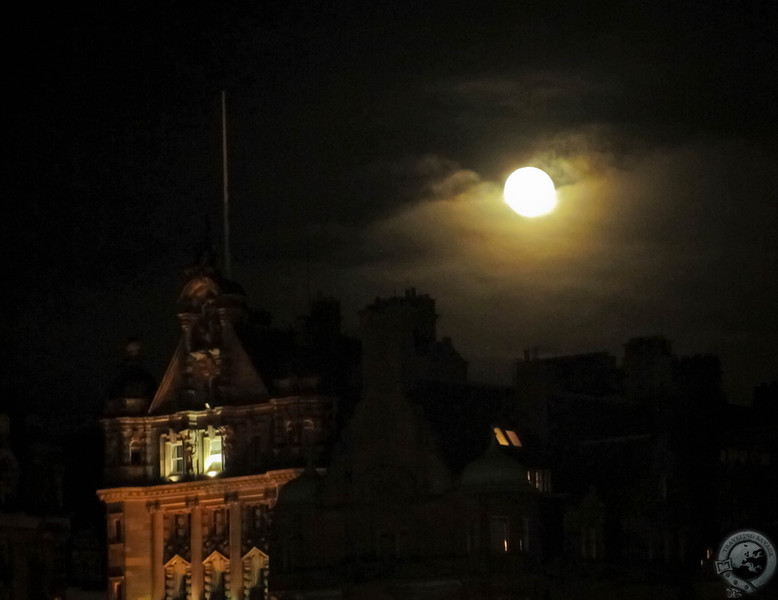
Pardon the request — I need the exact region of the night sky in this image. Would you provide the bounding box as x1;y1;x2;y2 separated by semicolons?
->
5;2;777;424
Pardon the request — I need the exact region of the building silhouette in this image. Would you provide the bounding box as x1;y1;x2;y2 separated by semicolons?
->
0;413;69;600
270;289;551;598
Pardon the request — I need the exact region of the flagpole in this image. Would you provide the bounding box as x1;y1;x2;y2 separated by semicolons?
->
221;90;232;279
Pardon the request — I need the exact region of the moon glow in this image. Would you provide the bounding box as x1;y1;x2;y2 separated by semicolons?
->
504;167;557;217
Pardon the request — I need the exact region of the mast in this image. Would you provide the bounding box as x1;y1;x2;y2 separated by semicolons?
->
221;90;232;279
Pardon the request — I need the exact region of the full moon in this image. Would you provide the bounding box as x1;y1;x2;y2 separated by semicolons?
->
504;167;557;217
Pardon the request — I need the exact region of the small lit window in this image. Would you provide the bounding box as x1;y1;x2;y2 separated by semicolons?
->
493;427;509;446
204;436;223;475
171;442;184;474
493;427;522;447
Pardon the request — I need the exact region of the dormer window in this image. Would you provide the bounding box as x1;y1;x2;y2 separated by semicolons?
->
493;427;522;447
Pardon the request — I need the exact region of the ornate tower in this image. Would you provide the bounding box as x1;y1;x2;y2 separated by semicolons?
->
97;261;336;600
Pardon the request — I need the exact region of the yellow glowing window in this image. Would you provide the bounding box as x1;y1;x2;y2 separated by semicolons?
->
493;427;509;446
204;436;223;474
493;427;522;447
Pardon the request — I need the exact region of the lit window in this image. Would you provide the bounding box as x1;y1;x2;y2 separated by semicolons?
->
505;430;522;447
493;428;509;446
171;442;184;474
204;436;223;475
161;433;187;480
493;427;522;447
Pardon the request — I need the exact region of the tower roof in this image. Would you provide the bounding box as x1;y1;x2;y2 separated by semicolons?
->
147;263;268;415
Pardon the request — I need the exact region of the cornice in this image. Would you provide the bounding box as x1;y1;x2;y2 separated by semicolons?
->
97;469;303;503
100;394;336;427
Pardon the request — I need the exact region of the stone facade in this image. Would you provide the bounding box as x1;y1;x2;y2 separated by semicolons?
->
97;262;336;600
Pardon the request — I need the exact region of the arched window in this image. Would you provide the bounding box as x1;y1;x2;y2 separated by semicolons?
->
129;439;142;466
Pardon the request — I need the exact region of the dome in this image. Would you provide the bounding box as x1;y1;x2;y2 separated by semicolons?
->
460;438;529;489
277;465;322;507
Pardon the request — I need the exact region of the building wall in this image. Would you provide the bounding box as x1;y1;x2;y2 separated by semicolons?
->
99;470;301;600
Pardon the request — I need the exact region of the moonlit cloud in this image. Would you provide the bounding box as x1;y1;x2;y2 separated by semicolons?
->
245;134;776;400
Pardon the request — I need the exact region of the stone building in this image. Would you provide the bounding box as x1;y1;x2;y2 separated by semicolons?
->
96;261;337;600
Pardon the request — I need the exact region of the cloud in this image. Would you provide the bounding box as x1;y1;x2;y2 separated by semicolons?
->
279;137;776;394
446;70;621;122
